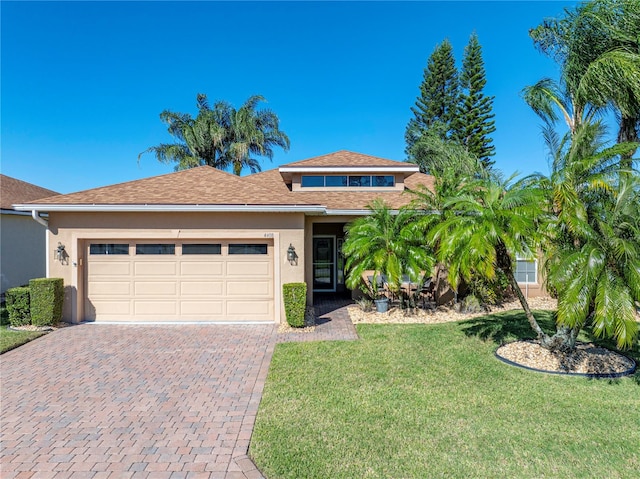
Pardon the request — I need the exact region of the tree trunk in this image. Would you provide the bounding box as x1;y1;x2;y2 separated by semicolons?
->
618;115;638;172
506;270;550;344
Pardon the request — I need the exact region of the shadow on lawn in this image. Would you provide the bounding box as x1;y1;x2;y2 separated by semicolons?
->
461;309;640;384
460;309;557;345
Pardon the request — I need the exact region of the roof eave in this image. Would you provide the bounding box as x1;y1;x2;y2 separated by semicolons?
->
324;208;400;216
278;166;419;173
14;204;327;214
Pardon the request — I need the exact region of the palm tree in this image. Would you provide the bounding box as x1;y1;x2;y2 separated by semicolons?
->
521;78;598;135
547;177;640;350
428;174;558;346
528;0;640;159
531;121;640;349
343;199;434;299
139;94;290;175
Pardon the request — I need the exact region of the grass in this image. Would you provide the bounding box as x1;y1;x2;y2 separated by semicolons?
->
250;310;640;479
0;305;46;353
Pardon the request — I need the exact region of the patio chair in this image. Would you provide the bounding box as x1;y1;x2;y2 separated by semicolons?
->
367;274;388;299
419;276;435;309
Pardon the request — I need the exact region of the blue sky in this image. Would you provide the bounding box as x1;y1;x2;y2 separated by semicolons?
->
2;1;582;194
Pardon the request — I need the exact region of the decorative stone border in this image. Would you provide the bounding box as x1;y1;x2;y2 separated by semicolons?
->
495;343;637;379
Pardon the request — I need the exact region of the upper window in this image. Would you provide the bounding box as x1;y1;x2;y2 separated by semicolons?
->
301;175;325;187
89;243;129;255
136;244;175;255
182;244;222;255
515;259;537;283
228;244;268;255
373;175;395;187
348;175;371;187
300;175;395;188
325;175;348;187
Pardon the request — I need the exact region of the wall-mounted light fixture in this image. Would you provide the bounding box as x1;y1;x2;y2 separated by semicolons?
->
287;243;298;265
56;242;67;264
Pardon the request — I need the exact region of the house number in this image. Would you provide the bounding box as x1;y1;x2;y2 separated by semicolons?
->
264;233;274;238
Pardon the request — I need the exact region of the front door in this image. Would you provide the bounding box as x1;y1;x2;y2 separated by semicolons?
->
313;236;335;291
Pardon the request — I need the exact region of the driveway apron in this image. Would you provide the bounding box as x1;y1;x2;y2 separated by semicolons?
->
0;323;276;479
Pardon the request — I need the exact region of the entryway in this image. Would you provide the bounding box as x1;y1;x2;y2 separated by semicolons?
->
312;223;347;293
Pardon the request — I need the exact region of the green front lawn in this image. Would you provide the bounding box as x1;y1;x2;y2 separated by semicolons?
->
0;327;45;354
251;311;639;479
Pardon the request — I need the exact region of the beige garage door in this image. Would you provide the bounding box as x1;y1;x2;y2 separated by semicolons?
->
85;240;274;322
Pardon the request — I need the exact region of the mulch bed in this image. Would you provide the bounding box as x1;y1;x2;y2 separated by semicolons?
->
496;340;636;377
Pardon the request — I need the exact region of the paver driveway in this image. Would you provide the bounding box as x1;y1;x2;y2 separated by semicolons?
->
0;323;276;479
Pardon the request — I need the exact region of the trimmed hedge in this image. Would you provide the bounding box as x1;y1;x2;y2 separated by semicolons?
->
29;278;64;327
283;282;307;328
6;287;31;327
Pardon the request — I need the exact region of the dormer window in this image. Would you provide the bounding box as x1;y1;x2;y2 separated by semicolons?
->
300;175;395;188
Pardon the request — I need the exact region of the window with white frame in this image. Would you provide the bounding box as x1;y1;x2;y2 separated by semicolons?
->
515;258;537;283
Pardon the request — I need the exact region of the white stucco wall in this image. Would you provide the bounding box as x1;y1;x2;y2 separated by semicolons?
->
1;212;48;294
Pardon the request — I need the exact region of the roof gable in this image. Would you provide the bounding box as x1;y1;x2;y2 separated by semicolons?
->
280;150;414;169
1;174;59;210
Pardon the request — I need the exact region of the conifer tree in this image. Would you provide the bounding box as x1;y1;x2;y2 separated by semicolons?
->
405;39;459;157
454;32;496;169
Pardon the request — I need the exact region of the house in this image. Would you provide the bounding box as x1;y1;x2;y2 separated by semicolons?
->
1;174;59;294
14;151;544;323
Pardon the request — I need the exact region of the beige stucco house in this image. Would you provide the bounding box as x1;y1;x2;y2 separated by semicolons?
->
1;174;59;294
14;151;544;323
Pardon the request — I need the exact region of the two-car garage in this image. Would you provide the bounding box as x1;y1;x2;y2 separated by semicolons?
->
84;239;274;322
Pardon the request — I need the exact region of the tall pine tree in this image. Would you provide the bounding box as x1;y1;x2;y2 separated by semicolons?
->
405;39;459;158
406;34;496;170
454;32;496;169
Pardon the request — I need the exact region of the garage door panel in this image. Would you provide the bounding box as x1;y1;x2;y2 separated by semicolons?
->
180;281;223;295
89;300;131;316
227;300;271;316
89;261;131;276
227;261;270;276
134;262;176;275
134;301;178;315
180;301;224;315
88;281;131;296
227;281;271;296
86;240;274;322
181;261;223;276
134;281;177;296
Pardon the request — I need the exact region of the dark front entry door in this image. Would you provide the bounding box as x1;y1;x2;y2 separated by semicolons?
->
313;236;335;291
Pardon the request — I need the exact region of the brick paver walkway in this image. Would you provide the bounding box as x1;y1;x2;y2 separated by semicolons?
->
0;324;275;479
277;297;358;343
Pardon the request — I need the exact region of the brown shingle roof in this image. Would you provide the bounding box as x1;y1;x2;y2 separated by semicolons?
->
20;153;435;212
1;174;59;210
244;169;434;210
281;150;412;168
23;166;314;206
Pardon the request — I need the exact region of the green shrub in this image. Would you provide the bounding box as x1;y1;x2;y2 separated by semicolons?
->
29;278;64;327
1;303;9;326
283;282;307;328
356;297;374;313
6;287;31;327
468;270;512;306
459;294;485;314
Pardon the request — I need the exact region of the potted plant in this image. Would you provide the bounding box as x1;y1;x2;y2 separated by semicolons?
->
342;200;435;313
369;273;390;313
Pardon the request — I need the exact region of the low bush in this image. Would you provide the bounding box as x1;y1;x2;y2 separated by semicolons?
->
459;294;485;314
29;278;64;327
356;297;374;312
6;287;31;327
283;282;307;328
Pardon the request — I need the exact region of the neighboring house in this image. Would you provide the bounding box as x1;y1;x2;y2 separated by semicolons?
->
1;174;59;294
14;151;545;323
